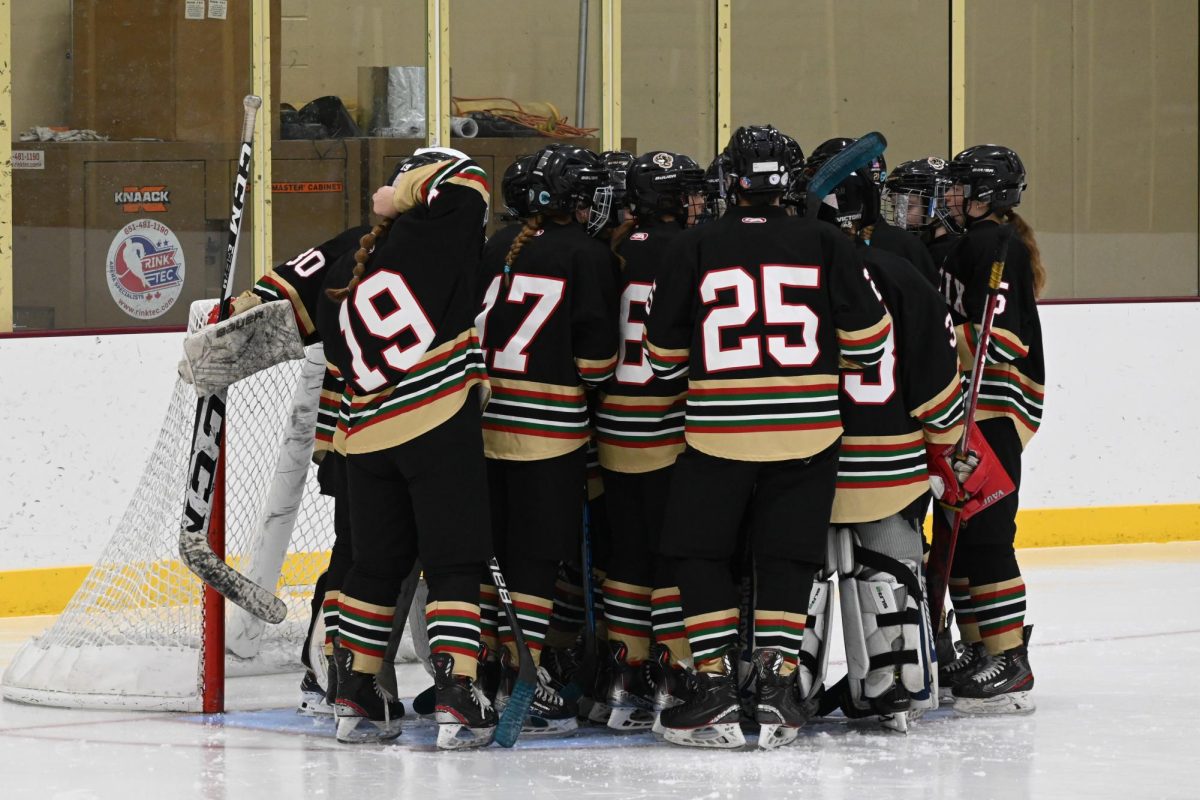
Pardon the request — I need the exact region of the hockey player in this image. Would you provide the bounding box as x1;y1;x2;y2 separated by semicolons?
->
802;146;966;730
880;156;962;284
593;150;705;731
645;125;892;749
476;144;619;736
938;144;1045;714
228;149;498;748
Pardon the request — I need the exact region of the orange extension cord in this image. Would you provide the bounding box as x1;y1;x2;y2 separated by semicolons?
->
452;96;598;138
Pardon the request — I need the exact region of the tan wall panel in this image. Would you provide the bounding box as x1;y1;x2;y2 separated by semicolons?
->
623;0;715;160
731;0;949;165
12;0;71;133
967;0;1198;298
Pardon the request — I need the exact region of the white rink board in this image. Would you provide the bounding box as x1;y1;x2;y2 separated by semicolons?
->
1;300;1198;571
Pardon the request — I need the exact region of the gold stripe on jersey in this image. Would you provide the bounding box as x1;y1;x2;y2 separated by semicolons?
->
836;315;892;365
595;391;687;473
259;272;317;339
482;376;591;461
684;374;843;462
976;362;1045;449
576;354;619;385
913;375;966;446
643;339;690;380
341;329;489;454
831;432;930;524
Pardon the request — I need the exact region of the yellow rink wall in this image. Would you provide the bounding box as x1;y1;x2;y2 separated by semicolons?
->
2;503;1197;618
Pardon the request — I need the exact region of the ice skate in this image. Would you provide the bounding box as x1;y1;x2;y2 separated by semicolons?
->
494;649;579;737
659;651;745;749
332;647;404;743
297;666;332;716
431;653;496;750
603;641;656;731
540;643;580;692
954;625;1036;715
938;640;989;703
752;649;805;750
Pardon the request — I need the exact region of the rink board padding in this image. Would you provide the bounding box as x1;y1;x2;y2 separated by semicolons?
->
180;701;961;750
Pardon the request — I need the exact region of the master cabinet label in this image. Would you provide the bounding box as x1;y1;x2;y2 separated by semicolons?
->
106;219;186;320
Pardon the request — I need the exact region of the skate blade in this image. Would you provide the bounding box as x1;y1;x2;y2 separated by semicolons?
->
436;721;496;750
297;692;333;717
879;713;908;734
757;722;799;750
520;715;579;737
334;713;402;743
953;691;1035;716
585;701;612;725
662;723;746;749
938;689;956;705
607;706;656;732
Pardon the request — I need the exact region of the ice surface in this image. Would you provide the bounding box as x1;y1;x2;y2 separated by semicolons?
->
2;542;1199;800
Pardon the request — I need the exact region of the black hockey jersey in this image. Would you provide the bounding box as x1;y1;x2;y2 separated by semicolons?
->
939;220;1045;448
870;220;940;289
476;220;619;461
833;246;965;524
926;232;961;274
251;157;492;454
596;221;689;473
643;205;892;462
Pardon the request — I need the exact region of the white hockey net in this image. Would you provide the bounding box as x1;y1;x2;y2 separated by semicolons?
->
1;302;335;711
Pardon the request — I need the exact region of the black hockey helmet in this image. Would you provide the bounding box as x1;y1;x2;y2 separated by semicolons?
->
950;144;1026;211
528;145;609;216
501;154;538;220
724;125;792;197
697;153;731;224
779;134;808;210
625;151;704;222
587;150;636;236
881;156;958;233
387;146;465;185
804;137;880;231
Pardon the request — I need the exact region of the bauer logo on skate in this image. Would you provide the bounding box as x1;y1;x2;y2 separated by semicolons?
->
105;218;186;319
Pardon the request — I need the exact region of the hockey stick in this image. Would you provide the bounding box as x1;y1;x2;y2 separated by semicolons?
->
560;496;598;704
926;227;1013;631
805;132;888;219
489;556;538;747
178;95;287;625
377;562;424;701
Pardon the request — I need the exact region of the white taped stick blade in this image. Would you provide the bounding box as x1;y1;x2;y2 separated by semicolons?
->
183;301;304;395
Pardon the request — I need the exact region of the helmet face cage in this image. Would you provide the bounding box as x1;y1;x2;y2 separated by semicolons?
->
882;157;961;233
586;185;614;237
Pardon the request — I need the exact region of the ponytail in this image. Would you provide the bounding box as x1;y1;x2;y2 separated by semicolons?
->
325;218;393;303
1004;210;1046;298
503;214;543;289
609;218;637;270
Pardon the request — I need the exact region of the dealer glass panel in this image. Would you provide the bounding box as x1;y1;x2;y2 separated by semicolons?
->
10;0;259;331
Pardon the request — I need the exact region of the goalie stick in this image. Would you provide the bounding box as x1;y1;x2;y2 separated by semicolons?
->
178;95;287;625
926;227;1014;632
489;556;538;747
805;131;888;219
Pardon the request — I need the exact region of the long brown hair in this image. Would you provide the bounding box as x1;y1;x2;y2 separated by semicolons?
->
1003;210;1046;298
502;214;544;289
325;219;393;302
609;218;637;270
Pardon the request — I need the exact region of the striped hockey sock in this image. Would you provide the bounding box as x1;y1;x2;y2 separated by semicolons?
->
337;595;393;674
499;592;553;666
479;582;500;656
950;576;981;643
545;564;585;649
426;601;482;680
971;577;1027;655
321;589;340;657
651;586;691;665
685;609;740;672
603;579;652;663
753;610;807;676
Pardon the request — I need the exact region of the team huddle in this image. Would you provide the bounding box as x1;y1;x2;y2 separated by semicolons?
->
212;124;1047;750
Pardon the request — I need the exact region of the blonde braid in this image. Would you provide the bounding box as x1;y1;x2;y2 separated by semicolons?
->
503;214;543;289
325;218;393;302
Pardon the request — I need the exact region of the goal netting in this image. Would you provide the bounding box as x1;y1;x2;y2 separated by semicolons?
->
3;301;345;711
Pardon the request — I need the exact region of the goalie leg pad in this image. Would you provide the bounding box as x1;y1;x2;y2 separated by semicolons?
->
796;528;837;702
837;515;936;714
